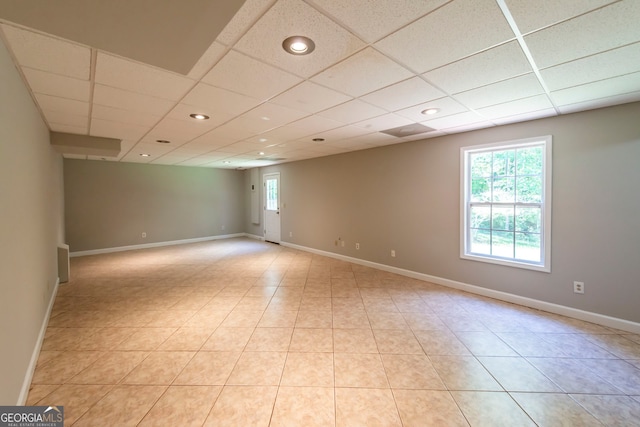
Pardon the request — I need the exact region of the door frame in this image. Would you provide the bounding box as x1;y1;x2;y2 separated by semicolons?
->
263;172;281;243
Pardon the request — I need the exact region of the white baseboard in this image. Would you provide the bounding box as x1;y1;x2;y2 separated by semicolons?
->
281;242;640;334
244;233;265;241
18;278;59;405
70;233;245;257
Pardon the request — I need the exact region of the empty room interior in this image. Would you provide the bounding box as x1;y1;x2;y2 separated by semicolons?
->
2;0;640;425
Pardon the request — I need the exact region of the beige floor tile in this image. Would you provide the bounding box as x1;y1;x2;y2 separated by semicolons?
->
173;351;241;385
234;296;271;311
115;327;176;351
373;329;423;354
68;351;148;384
333;328;378;353
245;327;293;352
382;354;445;389
393;389;469;427
431;356;502;391
402;312;449;331
227;351;287;385
203;385;277;427
526;357;622;394
257;310;298;327
511;392;603;426
144;310;197;327
368;311;410;330
414;329;472;356
182;309;229;329
335;387;402;427
122;351;194;385
299;296;332;311
334;353;389;388
363;297;399;313
451;391;536;427
33;384;113;426
200;327;254;351
289;328;333;352
571;394;640;425
26;384;60;405
295;310;333;328
271;386;335;427
34;350;64;368
333;309;371;329
32;351;104;385
220;310;264;328
74;385;166;426
157;327;213;351
455;331;518;356
73;327;138;351
139;385;222;426
281;352;334;387
41;328;100;351
478;356;561;392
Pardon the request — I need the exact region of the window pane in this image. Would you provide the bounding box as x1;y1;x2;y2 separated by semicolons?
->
516;146;543;175
470;152;492;177
493;149;515;176
515;232;541;262
492;231;514;258
266;179;278;211
471;178;491;202
516;176;542;203
492;176;515;202
492;206;514;231
470;228;491;255
515;207;541;233
470;206;491;229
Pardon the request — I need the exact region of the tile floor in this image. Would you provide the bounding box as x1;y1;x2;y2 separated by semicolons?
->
28;238;640;426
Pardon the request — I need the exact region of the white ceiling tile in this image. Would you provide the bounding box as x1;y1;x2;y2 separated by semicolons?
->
216;0;277;45
441;121;496;134
286;115;344;138
92;104;161;127
95;53;194;101
309;0;448;43
239;102;309;128
146;118;213;143
354;113;414;132
90;118;150;141
326;138;377;150
375;0;514;73
202;50;302;101
187;132;237;150
42;109;88;129
269;81;352;113
126;142;175;157
93;84;175;116
187;41;227;80
550;72;640;106
206;119;259;142
312;47;413;97
150;156;193;165
524;1;640;69
359;77;444;112
454;73;544;109
177;157;216;167
492;108;557;126
22;67;90;101
476;94;554;120
540;43;640;91
299;125;372;143
234;0;365;78
1;24;90;79
34;93;89;116
181;82;261;116
421;111;488;130
49;123;88;134
424;41;532;94
395;97;468;122
343;132;399;147
219;141;265;155
317;99;387;124
557;91;640;114
504;0;618;34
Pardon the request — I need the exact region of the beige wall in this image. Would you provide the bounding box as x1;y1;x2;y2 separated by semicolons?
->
64;159;245;252
0;39;65;404
247;102;640;323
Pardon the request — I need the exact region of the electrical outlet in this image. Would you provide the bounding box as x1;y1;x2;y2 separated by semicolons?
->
142;232;146;238
356;243;360;250
289;231;293;237
391;249;396;257
573;281;585;294
221;225;226;231
341;240;345;247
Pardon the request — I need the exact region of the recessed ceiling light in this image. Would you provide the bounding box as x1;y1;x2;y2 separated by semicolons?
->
223;161;231;164
189;113;210;120
155;139;171;144
260;116;270;121
259;138;268;143
139;153;151;157
259;152;265;156
312;138;325;142
421;108;440;115
282;36;315;55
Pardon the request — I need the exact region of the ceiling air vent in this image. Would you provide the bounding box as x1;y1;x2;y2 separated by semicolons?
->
255;157;286;161
380;123;436;138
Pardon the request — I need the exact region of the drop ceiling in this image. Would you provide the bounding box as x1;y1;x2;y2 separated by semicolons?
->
1;0;639;169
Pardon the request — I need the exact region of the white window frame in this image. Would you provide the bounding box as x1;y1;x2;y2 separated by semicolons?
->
460;135;552;272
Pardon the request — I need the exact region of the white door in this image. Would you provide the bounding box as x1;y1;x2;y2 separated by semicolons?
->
263;173;281;243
